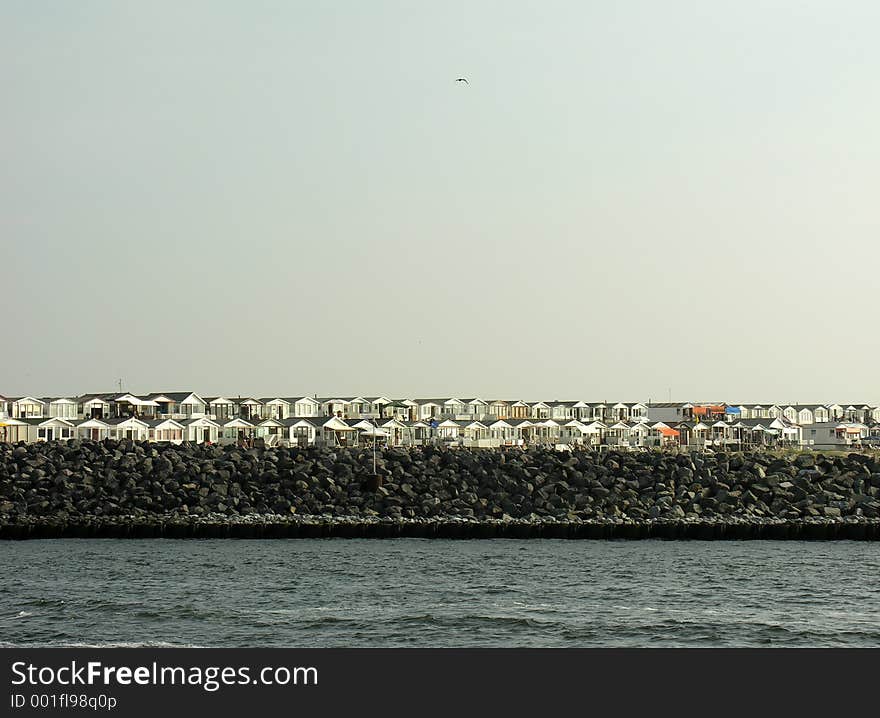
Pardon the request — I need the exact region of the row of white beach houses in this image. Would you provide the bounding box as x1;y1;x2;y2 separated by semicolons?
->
1;393;878;451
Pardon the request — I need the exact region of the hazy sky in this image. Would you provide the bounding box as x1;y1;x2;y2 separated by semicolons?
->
3;1;879;402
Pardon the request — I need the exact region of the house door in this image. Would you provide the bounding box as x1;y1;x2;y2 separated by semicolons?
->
126;430;135;440
203;429;210;442
45;428;54;441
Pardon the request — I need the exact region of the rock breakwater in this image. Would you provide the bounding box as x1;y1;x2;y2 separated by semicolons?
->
2;440;880;539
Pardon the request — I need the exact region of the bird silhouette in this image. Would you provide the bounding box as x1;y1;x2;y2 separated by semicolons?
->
455;78;469;84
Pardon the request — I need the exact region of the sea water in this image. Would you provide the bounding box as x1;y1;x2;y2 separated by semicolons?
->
2;539;879;647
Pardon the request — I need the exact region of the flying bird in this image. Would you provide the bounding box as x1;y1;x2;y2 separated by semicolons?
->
455;78;468;84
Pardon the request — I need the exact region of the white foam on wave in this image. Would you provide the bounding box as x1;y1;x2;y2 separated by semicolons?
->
16;611;33;618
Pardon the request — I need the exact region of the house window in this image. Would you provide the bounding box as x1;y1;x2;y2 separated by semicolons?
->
38;428;46;438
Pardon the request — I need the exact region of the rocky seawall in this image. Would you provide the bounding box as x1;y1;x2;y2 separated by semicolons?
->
2;440;880;539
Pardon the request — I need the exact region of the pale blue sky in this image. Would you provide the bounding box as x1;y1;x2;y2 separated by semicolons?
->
3;1;879;402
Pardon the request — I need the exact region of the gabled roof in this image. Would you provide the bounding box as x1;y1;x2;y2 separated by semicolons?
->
578;420;606;432
410;397;464;406
19;417;75;426
80;395;113;404
148;392;206;404
104;416;150;427
145;418;185;429
113;394;159;407
281;417;321;428
322;416;357;430
223;417;255;428
182;417;221;427
78;393;117;401
12;396;46;405
258;418;285;427
378;417;407;428
73;418;111;427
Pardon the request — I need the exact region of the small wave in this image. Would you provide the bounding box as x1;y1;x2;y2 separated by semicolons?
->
392;613;563;631
20;598;66;608
16;611;33;618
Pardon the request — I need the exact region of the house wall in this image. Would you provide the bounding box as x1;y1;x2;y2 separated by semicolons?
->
798;409;814;425
265;401;289;419
294;401;320;417
49;401;78;419
35;422;75;441
13;401;45;418
82;401;111;419
803;424;847;448
238;402;263;420
646;406;686;423
210;402;235;420
179;396;207;417
186;422;220;443
629;405;648;421
441;402;464;418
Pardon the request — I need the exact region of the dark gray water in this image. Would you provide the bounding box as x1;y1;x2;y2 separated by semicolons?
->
2;539;879;647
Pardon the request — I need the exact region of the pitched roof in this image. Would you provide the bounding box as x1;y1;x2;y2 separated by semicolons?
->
145;418;185;429
182;417;221;426
104;416;150;427
148;392;205;403
19;417;74;426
